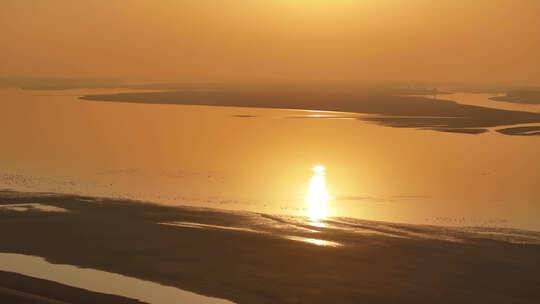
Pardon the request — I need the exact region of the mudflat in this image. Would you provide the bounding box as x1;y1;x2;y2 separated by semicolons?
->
1;190;539;304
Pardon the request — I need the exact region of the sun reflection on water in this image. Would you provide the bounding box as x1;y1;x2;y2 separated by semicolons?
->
285;236;342;247
306;165;332;222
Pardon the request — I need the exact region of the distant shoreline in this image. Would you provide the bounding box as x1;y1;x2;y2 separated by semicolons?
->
489;90;540;104
80;89;540;135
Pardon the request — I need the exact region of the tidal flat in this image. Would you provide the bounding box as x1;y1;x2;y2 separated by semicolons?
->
1;190;539;304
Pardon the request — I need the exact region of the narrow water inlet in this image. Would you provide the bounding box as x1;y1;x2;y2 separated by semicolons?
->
0;253;234;304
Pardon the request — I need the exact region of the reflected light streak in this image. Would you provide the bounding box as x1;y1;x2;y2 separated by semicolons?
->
306;165;332;221
285;236;342;247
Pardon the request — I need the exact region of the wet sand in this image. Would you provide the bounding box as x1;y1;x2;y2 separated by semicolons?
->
1;190;539;303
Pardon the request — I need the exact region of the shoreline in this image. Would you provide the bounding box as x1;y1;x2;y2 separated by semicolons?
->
489;91;540;105
0;253;232;304
80;90;540;136
1;189;540;303
0;270;145;304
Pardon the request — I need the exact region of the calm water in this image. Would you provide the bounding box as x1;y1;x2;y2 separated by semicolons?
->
0;253;234;304
1;88;539;230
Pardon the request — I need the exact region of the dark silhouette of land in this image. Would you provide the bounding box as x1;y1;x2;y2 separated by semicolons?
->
497;126;540;136
490;90;540;104
80;89;540;135
0;77;124;91
1;190;540;304
0;77;220;91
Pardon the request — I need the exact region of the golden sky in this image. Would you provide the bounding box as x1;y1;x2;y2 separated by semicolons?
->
2;0;539;83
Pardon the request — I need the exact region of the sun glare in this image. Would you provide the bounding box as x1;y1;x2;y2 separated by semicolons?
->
306;165;332;221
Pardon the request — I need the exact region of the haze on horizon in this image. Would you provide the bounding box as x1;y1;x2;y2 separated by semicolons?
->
1;0;539;84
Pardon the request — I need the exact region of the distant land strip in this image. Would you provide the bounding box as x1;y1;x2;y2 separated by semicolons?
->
489;90;540;104
81;90;540;136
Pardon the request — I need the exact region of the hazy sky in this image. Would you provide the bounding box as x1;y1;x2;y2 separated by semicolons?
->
2;0;539;83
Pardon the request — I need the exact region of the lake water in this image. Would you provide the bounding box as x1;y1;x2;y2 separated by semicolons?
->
1;88;539;230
